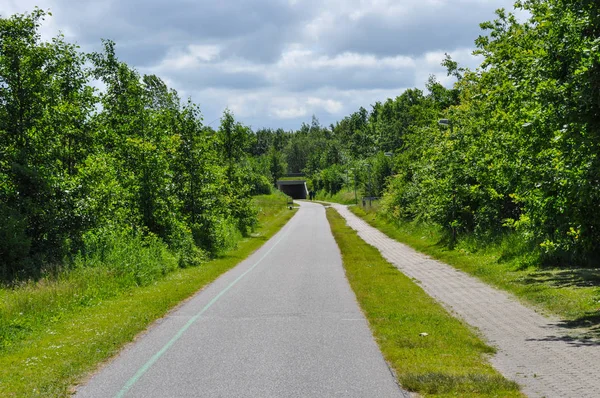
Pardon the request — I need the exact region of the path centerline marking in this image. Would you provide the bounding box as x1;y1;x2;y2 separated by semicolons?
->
115;216;296;398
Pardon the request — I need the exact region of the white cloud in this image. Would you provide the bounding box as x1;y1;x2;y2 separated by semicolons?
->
279;49;414;70
228;96;256;118
1;0;67;41
307;97;343;114
268;95;343;120
268;95;342;120
0;0;46;16
271;106;308;119
189;44;220;62
158;44;221;70
1;0;517;129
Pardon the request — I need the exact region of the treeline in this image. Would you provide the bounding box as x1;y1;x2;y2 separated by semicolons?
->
3;0;599;281
386;0;600;265
0;10;275;282
273;0;600;266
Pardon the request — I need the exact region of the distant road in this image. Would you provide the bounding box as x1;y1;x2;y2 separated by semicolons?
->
76;201;407;397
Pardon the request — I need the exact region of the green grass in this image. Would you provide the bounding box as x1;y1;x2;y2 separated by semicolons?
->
315;189;357;205
276;176;306;181
326;208;522;397
349;205;600;340
0;192;296;397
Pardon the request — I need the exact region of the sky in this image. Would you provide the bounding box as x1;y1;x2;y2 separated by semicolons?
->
1;0;517;131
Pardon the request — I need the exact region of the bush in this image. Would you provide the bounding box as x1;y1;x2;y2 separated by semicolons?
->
77;227;178;287
248;174;272;195
194;214;243;255
166;220;206;268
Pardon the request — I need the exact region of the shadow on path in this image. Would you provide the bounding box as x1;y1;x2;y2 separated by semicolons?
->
517;268;600;344
521;267;600;288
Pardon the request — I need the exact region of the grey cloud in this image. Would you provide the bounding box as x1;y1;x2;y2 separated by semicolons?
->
44;0;513;73
51;0;314;63
113;1;291;40
221;23;289;63
164;67;270;91
116;43;172;67
160;56;416;94
318;2;514;57
282;66;416;92
20;0;516;130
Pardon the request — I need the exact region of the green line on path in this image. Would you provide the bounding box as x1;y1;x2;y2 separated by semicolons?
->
115;218;295;398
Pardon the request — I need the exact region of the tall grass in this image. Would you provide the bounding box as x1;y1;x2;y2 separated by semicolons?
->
0;192;290;354
314;188;357;205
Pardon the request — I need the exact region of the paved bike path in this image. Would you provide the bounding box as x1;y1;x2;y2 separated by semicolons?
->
76;202;407;397
333;204;600;398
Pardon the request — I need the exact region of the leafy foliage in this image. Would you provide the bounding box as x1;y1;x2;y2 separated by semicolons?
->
2;1;600;279
0;10;262;281
270;0;600;266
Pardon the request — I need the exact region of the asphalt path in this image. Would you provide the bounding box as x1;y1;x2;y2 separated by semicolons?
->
76;201;407;397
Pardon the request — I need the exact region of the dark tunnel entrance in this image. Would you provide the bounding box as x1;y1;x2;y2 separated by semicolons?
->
276;180;308;199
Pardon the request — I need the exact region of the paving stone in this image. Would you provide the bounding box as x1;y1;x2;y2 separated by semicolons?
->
332;204;600;398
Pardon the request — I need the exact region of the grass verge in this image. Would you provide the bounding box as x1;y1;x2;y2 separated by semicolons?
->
349;205;600;340
326;208;522;397
276;176;306;181
0;192;295;397
315;189;357;205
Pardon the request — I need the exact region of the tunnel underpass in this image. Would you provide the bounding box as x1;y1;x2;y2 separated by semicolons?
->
276;180;308;199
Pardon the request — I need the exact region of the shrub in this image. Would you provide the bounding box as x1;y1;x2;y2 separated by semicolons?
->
77;227;178;287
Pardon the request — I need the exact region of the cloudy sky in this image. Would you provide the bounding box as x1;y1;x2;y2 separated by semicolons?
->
2;0;516;130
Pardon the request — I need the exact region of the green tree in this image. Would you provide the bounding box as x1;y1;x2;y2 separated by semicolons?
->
268;147;286;186
0;9;94;277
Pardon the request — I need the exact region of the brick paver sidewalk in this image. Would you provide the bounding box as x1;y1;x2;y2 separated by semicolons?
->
332;204;600;398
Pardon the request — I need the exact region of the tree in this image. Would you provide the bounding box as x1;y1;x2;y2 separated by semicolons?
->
268;147;286;186
0;9;95;277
